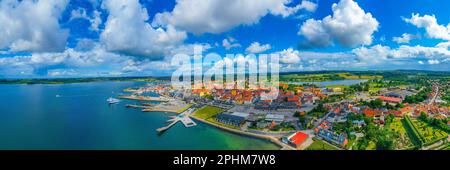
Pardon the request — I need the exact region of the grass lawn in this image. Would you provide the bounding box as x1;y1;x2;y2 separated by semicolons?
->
411;119;448;145
192;105;224;120
366;141;377;150
369;87;381;94
192;105;240;130
176;103;193;113
306;138;339;150
325;84;348;89
388;118;414;149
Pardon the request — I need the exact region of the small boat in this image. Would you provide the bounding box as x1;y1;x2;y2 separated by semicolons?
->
55;95;61;98
107;97;120;104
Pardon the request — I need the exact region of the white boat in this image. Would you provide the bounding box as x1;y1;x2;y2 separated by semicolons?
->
107;97;120;104
56;94;61;98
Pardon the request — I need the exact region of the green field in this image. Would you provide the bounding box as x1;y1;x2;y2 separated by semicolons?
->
192;105;241;129
306;138;339;150
176;104;193;113
388;118;414;149
192;105;224;120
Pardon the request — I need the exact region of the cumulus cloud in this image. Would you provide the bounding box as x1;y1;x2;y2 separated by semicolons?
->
153;0;317;34
299;0;318;12
352;44;391;64
100;0;187;59
392;33;421;44
428;59;440;65
0;0;69;52
298;0;379;48
404;13;450;40
352;44;450;66
245;42;271;53
222;37;241;50
0;46;136;77
278;48;301;64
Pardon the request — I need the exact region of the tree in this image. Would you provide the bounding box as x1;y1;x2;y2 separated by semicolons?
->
419;112;428;122
385;114;395;125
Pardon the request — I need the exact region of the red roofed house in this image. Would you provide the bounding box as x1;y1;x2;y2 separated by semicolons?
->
363;108;376;117
387;110;403;117
379;96;402;104
284;131;309;147
400;106;414;116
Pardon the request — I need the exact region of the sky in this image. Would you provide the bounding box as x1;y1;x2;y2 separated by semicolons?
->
0;0;450;78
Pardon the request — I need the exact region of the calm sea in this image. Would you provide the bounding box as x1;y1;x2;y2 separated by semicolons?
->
0;81;278;150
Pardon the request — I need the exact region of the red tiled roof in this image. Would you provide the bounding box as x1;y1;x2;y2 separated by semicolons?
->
289;132;309;145
363;108;381;117
379;96;402;103
387;110;402;116
287;96;299;102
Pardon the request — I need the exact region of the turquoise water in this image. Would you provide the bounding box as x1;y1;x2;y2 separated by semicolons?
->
0;82;278;150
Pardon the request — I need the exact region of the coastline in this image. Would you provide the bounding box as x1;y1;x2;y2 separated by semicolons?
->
189;115;296;150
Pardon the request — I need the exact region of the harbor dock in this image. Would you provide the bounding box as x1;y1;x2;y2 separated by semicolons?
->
119;95;169;102
125;104;150;109
156;108;197;133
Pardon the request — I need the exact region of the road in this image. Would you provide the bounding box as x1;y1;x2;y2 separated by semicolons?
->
428;83;440;105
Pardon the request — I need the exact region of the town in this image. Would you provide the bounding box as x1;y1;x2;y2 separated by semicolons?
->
119;71;450;150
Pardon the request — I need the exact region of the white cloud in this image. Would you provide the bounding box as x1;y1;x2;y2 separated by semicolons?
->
90;10;102;31
0;46;136;77
70;8;89;20
222;37;241;50
404;13;450;40
245;42;271;53
153;0;317;34
278;48;301;64
299;0;318;12
100;0;187;59
392;33;420;44
298;0;379;48
437;41;450;49
352;44;391;64
428;59;440;65
352;44;450;66
0;0;69;52
48;69;78;77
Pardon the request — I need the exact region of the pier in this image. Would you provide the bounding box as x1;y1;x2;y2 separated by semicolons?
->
156;108;197;133
119;95;169;102
125;104;150;109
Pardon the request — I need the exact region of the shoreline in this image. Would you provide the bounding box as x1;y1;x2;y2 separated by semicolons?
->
189;116;296;150
118;95;169;102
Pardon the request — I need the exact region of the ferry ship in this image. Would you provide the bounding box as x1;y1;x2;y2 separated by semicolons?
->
107;97;120;104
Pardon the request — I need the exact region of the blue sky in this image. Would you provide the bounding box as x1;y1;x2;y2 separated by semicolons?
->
0;0;449;78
